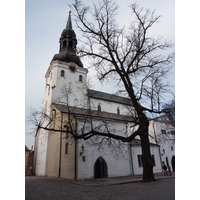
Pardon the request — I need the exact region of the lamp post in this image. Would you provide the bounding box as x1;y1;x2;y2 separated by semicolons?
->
161;148;165;156
80;144;85;155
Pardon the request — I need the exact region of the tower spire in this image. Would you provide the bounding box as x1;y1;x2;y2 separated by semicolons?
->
50;10;83;68
66;10;72;29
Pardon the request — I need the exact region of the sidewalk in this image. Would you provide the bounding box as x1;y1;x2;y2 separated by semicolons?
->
72;172;175;187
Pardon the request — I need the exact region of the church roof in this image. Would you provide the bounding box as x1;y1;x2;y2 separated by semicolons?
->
88;89;133;106
53;104;135;122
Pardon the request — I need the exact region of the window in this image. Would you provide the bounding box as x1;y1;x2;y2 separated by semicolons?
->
161;129;166;134
117;107;120;115
52;109;56;119
63;40;67;47
69;41;73;48
65;143;68;154
61;70;65;77
137;155;143;167
79;75;82;82
151;155;155;166
98;104;101;112
171;131;175;135
48;86;50;95
171;146;174;151
74;98;78;107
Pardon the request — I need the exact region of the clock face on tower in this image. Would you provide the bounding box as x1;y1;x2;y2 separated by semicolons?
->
69;65;77;73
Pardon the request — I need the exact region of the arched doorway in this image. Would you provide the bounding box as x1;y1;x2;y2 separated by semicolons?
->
171;156;175;172
94;156;108;179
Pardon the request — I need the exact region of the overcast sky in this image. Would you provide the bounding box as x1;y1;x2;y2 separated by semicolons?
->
25;0;175;149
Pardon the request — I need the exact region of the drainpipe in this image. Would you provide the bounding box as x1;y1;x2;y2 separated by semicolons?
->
74;117;78;180
129;144;134;176
59;113;63;177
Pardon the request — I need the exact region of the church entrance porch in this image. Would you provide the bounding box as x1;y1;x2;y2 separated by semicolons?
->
94;156;108;179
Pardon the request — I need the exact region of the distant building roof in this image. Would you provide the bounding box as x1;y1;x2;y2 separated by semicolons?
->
25;145;29;151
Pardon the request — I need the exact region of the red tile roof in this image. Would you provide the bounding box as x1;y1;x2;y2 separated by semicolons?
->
25;145;29;151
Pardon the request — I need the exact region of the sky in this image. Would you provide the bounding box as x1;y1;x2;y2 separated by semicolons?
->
25;0;175;149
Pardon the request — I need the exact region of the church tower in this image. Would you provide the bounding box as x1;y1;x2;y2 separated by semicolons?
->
43;10;88;113
35;11;88;176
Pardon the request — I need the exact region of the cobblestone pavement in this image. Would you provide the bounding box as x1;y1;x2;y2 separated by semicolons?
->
25;176;175;200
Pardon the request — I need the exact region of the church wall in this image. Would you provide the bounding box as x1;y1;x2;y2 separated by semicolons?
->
47;61;88;108
60;134;76;179
153;120;175;170
46;130;60;177
76;120;131;179
131;145;162;175
90;98;131;116
35;128;49;176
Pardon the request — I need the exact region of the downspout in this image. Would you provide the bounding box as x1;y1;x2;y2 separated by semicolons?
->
129;144;134;176
74;117;78;180
59;113;63;177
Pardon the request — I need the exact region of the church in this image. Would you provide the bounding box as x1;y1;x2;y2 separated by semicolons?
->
33;11;174;179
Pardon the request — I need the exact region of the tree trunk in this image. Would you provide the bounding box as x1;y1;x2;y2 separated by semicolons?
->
140;132;155;182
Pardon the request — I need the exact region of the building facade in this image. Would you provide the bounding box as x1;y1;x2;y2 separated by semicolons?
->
33;11;174;179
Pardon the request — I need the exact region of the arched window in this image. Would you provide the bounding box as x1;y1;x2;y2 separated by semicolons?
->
48;86;50;95
63;40;67;47
79;75;82;82
74;98;78;107
117;107;120;115
61;70;65;77
98;104;101;112
69;41;73;48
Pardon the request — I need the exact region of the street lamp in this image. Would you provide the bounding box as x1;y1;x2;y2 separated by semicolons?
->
161;148;165;156
80;144;85;155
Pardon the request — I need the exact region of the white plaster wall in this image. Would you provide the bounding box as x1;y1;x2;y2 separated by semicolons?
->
131;145;162;175
35;129;49;176
46;61;88;108
77;120;131;179
90;98;132;116
154;120;175;170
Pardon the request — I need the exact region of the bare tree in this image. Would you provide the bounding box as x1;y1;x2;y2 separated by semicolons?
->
69;0;174;181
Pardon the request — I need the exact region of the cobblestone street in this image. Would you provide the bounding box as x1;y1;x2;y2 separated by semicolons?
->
25;176;175;200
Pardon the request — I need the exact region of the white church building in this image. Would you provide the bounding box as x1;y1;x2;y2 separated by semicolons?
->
33;11;175;179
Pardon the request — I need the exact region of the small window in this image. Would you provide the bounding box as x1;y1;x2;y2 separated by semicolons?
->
48;86;50;95
117;107;120;115
137;155;143;167
74;98;78;107
82;156;86;162
98;104;101;112
79;75;82;82
171;146;174;151
65;143;68;154
171;131;175;135
161;129;166;134
69;41;73;48
151;155;155;166
63;40;67;47
52;109;56;119
61;70;65;77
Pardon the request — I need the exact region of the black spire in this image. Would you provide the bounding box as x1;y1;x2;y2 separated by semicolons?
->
51;10;83;68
